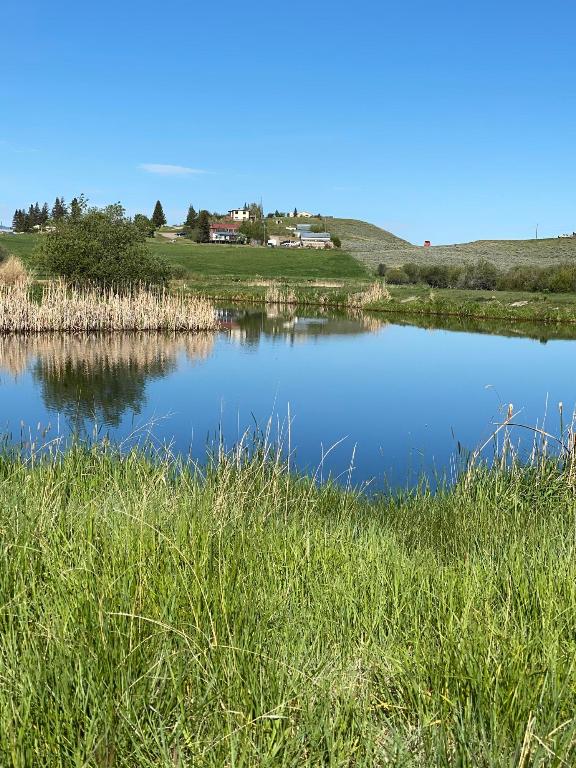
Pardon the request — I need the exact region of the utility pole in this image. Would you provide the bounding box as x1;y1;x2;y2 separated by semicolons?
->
536;223;539;240
261;196;266;247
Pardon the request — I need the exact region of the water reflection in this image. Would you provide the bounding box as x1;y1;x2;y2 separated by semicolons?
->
0;333;214;427
219;306;386;344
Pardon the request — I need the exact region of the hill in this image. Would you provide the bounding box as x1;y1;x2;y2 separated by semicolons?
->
376;237;576;272
264;217;576;271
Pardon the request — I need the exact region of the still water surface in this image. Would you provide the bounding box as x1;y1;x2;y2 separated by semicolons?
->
0;306;573;488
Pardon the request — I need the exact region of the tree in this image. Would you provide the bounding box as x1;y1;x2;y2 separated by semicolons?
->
28;204;37;228
52;197;66;220
69;197;82;221
133;213;156;238
248;202;263;220
184;205;197;228
152;200;166;228
12;209;28;232
39;203;50;226
196;210;211;243
239;219;265;244
40;204;170;285
293;207;298;217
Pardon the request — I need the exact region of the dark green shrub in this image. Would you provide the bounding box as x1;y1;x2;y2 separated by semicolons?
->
40;204;170;286
385;267;411;285
170;264;187;280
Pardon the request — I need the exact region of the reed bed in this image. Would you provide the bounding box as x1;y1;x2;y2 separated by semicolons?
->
1;434;576;765
0;281;217;333
263;280;391;310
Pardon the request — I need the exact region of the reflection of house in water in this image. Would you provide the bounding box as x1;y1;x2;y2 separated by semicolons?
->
218;307;387;347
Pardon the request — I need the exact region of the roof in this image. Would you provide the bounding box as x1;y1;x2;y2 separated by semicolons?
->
300;231;331;240
210;221;241;231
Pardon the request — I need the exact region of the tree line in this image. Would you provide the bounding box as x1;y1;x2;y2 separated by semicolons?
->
12;197;87;232
378;260;576;294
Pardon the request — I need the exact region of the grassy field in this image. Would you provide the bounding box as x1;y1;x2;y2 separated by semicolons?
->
0;233;40;267
6;226;576;278
1;444;576;765
149;237;368;280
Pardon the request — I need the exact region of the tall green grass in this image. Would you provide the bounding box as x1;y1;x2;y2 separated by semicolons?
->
1;443;576;766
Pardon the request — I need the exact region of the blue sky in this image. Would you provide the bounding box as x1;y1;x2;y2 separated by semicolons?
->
1;0;575;244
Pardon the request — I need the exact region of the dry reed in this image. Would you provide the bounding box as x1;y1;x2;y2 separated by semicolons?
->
0;281;217;333
265;283;298;305
0;256;28;286
348;281;391;308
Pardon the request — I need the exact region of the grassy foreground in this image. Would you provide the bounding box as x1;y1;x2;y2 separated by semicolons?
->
1;446;576;766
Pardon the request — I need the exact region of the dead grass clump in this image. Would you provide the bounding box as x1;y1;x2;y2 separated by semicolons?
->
0;257;28;286
348;281;391;308
265;283;298;305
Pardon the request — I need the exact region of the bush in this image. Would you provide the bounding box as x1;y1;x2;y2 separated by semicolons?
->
385;267;410;285
40;204;170;286
403;262;421;283
332;235;341;248
170;264;187;280
459;260;498;290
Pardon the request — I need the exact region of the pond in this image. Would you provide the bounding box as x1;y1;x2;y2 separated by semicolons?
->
0;305;574;488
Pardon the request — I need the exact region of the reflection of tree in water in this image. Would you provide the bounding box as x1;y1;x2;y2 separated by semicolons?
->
34;353;170;428
0;333;214;429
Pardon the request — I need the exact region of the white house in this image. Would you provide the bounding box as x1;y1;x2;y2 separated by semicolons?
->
228;208;251;222
285;210;314;218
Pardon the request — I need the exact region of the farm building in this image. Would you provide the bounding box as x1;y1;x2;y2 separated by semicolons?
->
300;231;333;249
210;221;242;243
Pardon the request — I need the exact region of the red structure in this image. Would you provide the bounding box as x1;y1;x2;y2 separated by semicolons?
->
424;240;431;248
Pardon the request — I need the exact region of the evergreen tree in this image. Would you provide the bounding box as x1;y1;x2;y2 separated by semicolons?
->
196;210;211;243
184;205;197;228
293;207;298;217
39;203;50;225
151;200;166;228
52;197;66;220
28;204;37;228
12;209;27;232
70;197;82;221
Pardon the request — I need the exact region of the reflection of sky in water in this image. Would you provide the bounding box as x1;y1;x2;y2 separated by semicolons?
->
0;308;574;488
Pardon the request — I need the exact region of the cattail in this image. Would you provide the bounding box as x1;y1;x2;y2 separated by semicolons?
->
0;281;217;333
